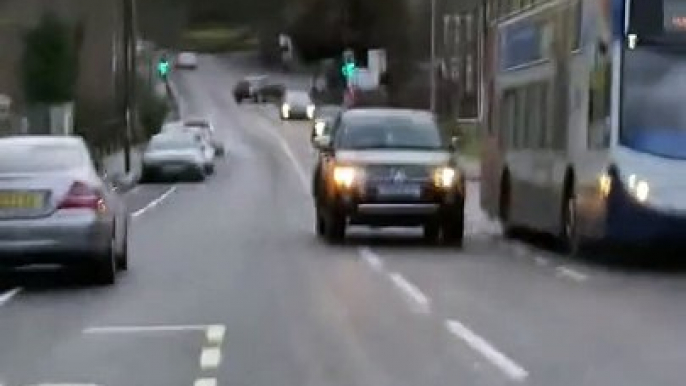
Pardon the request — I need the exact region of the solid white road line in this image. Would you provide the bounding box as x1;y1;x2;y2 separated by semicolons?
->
27;384;101;386
359;247;384;272
131;186;177;217
200;347;222;370
389;272;430;313
206;325;226;345
194;378;217;386
533;256;550;267
555;266;588;282
0;288;21;306
445;319;529;381
83;324;210;334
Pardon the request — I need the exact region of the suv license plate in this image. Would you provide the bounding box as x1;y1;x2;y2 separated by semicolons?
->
377;184;421;197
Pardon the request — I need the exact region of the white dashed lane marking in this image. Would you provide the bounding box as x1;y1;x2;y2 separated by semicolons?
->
389;272;431;314
194;378;217;386
0;287;21;307
446;319;529;382
199;347;222;370
359;247;384;272
555;266;588;282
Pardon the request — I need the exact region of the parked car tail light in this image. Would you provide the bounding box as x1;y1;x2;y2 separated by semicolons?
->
58;181;106;212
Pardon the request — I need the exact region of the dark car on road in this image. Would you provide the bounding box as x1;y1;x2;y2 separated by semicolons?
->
311;108;465;245
233;75;268;103
280;90;315;120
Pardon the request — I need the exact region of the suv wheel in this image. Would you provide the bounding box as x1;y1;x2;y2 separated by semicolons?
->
442;207;465;247
423;222;440;243
324;210;346;244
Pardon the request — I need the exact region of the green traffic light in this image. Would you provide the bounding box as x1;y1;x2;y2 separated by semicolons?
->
157;60;170;77
341;62;356;78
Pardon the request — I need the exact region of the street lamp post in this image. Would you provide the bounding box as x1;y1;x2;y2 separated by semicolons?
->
429;0;437;114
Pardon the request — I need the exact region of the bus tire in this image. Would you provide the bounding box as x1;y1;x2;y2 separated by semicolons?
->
559;182;581;256
499;172;515;238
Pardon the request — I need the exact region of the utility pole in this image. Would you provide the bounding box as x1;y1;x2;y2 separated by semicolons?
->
429;0;437;113
121;0;137;173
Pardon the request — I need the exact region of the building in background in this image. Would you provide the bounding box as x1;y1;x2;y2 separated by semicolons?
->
0;0;125;136
435;0;484;122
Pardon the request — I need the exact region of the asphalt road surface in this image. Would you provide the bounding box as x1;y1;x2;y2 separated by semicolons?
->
1;54;686;386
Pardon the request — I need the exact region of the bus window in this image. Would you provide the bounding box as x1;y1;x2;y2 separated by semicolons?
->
515;88;527;149
571;1;582;51
540;83;550;148
501;90;516;148
588;41;611;149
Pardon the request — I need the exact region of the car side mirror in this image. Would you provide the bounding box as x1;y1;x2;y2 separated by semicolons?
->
313;135;332;150
449;135;461;151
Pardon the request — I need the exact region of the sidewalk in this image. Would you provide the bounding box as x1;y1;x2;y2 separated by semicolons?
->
459;156;481;181
101;146;144;192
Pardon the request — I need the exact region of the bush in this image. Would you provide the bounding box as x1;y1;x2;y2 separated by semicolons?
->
138;84;170;142
22;12;78;103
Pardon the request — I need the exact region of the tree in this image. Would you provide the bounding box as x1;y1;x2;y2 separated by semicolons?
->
22;12;78;104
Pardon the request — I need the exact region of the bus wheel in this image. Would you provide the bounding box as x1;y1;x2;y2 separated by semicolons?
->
499;175;515;238
560;194;581;256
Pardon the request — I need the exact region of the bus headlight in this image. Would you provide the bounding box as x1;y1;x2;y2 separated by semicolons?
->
627;174;649;202
598;173;612;197
306;105;315;119
281;103;290;118
433;167;457;188
333;166;362;188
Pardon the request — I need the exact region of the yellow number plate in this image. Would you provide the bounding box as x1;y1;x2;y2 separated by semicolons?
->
0;192;42;209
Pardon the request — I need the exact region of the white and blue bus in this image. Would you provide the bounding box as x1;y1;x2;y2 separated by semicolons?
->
480;0;686;251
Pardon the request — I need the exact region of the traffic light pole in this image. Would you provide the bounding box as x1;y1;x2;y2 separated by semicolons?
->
429;0;437;114
121;0;137;173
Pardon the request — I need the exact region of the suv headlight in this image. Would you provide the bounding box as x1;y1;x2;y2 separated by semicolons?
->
307;105;315;119
281;103;290;116
433;167;458;188
333;166;363;188
627;174;649;202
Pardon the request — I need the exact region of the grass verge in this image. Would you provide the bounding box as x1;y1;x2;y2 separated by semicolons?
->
440;120;481;160
180;26;258;53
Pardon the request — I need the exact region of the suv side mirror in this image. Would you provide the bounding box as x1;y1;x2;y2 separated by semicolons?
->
449;135;460;151
313;135;332;150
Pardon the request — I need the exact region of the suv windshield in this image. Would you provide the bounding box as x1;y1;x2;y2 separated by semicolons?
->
336;115;443;150
620;44;686;158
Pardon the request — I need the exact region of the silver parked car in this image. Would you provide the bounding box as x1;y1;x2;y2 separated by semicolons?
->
141;132;210;182
0;136;128;284
184;117;225;157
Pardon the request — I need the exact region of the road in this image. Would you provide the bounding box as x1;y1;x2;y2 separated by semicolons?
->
0;54;685;386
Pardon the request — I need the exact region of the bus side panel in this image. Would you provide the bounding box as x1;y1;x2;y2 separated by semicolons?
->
480;21;501;219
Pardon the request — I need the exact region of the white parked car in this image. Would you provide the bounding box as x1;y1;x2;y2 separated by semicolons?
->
176;52;198;69
141;132;211;182
184;117;225;157
162;120;215;169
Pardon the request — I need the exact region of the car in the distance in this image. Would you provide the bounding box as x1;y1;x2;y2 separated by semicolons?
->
141;132;212;182
0;136;128;284
184;117;225;157
280;90;315;120
312;108;465;245
233;75;268;103
176;52;198;69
